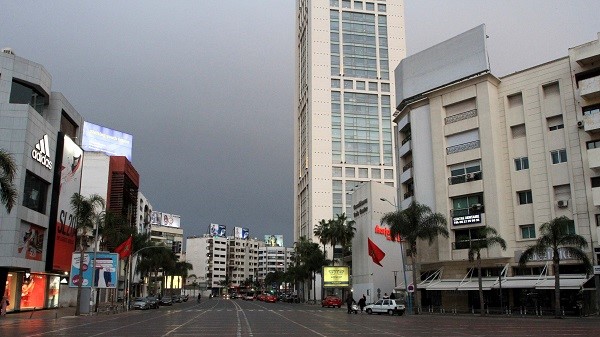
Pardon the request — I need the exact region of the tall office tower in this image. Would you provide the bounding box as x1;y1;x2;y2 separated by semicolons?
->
294;0;406;246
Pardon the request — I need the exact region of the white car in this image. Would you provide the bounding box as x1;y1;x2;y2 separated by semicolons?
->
365;299;405;316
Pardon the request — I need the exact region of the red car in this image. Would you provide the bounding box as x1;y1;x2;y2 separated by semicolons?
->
264;294;277;303
321;295;342;308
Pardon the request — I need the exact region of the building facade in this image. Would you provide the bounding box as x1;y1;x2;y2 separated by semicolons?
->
293;0;406;251
257;245;294;283
1;49;84;312
393;28;600;314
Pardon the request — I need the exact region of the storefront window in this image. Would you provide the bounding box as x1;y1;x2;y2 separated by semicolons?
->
4;273;17;312
20;273;47;309
47;276;60;308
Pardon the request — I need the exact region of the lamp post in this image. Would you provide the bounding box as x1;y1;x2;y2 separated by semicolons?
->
380;197;411;315
91;210;106;313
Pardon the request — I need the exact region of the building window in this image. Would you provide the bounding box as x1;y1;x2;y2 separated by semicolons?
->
342;0;351;8
550;149;567;164
358;168;368;178
514;157;529;171
587;140;600;149
583;104;600;116
344;80;353;89
453;228;486;250
9;80;45;114
520;224;536;239
591;177;600;188
372;168;381;179
449;161;481;185
368;82;378;91
330;0;339;6
345;167;355;178
365;2;374;11
452;194;483;217
548;124;564;131
381;83;390;92
384;169;393;179
331;79;340;88
22;170;49;214
377;4;386;12
518;190;533;205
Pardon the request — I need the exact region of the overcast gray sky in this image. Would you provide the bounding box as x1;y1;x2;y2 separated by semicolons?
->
1;1;599;245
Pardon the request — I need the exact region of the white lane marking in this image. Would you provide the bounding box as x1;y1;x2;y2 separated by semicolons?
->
231;299;254;337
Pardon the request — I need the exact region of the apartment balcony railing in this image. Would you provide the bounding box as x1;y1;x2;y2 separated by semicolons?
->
404;190;414;199
445;109;478;124
447;140;480;155
448;171;482;185
401;135;412;145
402;161;413;172
452;238;486;250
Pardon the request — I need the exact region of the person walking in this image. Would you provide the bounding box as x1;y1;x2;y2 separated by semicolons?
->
197;293;202;303
345;292;356;314
1;296;8;317
358;294;367;313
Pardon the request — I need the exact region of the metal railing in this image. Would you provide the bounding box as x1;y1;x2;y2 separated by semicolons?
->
447;140;480;155
402;161;413;172
445;109;478;124
448;171;482;185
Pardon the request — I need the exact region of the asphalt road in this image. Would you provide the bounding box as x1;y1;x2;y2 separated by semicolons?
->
1;298;599;337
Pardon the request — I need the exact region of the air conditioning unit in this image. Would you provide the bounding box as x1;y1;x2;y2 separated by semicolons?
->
471;203;484;212
557;200;568;208
466;173;475;181
577;120;584;129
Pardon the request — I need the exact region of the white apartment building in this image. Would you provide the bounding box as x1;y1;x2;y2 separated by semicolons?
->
293;0;406;250
393;26;600;313
185;235;227;295
228;236;262;288
257;245;294;283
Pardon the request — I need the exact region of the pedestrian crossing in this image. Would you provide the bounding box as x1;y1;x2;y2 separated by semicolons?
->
185;308;335;313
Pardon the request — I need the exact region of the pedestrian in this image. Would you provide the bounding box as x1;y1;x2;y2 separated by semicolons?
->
345;292;356;314
197;293;202;303
383;293;389;299
358;294;366;313
1;296;8;317
390;292;396;299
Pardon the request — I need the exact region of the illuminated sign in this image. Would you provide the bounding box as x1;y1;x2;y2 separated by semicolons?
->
374;224;401;242
265;235;283;247
31;134;53;169
323;266;350;287
81;121;133;161
452;214;481;225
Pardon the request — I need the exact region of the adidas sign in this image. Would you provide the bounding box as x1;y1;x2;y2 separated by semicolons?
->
31;134;53;170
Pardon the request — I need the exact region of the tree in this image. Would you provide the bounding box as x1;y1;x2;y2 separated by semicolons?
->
314;213;355;266
518;216;592;318
294;236;327;302
381;201;449;314
0;149;17;213
335;213;356;263
70;193;105;316
467;226;507;316
313;219;331;257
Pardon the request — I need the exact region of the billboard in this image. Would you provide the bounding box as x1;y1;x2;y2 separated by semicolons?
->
81;121;133;161
323;266;350;288
234;227;250;240
264;235;283;247
210;223;226;238
395;24;489;101
150;211;161;225
52;135;83;272
17;223;45;261
69;252;119;288
161;213;181;228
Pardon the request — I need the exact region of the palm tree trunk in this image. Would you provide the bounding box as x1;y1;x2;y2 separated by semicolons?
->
75;237;85;316
554;255;561;318
477;256;485;316
411;254;419;314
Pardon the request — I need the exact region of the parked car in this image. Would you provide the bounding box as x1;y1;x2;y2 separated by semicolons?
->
321;295;342;308
244;292;255;301
132;297;150;310
181;294;189;302
159;296;173;306
264;294;278;303
364;299;405;316
172;295;182;303
145;296;160;309
230;293;238;299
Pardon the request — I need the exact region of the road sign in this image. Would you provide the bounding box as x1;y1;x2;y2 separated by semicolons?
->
594;265;600;275
407;284;415;293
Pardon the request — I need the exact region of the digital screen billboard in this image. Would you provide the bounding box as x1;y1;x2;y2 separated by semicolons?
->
323;266;350;288
210;223;226;238
264;235;283;247
81;121;133;161
234;227;250;239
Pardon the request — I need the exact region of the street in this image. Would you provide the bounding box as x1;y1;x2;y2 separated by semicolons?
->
1;298;599;337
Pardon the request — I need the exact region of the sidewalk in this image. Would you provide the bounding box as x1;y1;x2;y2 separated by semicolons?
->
0;306;81;324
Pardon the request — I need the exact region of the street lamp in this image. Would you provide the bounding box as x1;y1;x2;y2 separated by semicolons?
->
380;197;411;315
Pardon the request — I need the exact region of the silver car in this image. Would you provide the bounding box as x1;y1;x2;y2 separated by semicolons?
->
132;297;150;310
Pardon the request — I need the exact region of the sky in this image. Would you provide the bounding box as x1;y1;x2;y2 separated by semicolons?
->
1;1;599;246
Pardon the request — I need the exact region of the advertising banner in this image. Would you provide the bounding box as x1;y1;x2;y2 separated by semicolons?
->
69;252;119;288
234;227;250;239
264;235;283;247
323;266;350;288
81;121;133;161
20;273;47;309
210;223;226;238
17;223;45;261
150;211;161;225
161;213;181;228
53;135;83;272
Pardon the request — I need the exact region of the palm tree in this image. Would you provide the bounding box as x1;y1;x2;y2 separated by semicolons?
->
0;149;17;213
336;213;356;262
467;226;507;316
70;193;105;316
313;219;331;257
518;216;592;318
381;201;449;314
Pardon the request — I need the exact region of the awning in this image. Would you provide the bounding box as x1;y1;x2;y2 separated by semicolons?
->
423;280;463;291
535;275;592;290
457;278;497;291
491;277;540;289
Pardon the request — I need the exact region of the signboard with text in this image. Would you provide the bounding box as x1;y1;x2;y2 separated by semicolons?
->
323;266;350;288
69;252;118;288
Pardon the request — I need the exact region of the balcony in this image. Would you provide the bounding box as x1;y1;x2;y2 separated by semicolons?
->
398;137;411;158
588;148;600;169
582;112;600;132
400;166;412;184
447;140;480;155
451;206;485;226
452;238;486;250
579;75;600;99
448;171;482;185
445;109;478;124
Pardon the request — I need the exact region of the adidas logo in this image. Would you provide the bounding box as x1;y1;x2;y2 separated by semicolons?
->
31;134;53;170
